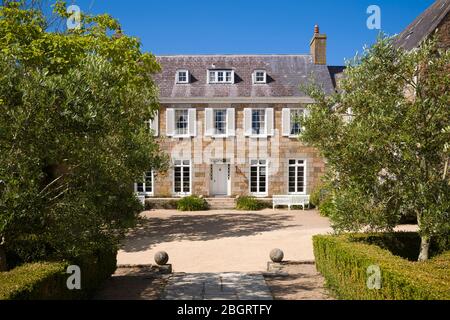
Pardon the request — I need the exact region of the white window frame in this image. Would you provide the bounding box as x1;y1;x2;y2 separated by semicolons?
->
251;109;266;136
213;109;228;137
145;110;159;137
173;159;192;196
288;159;307;195
289;108;305;137
282;107;306;138
253;70;267;84
176;70;189;84
174;109;189;137
249;159;269;197
208;70;235;84
134;170;154;196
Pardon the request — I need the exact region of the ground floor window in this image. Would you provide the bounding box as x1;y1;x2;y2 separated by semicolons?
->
250;160;268;195
289;160;306;194
135;170;154;196
174;160;191;195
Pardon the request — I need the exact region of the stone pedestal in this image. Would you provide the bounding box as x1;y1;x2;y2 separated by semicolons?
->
151;264;172;274
267;262;284;272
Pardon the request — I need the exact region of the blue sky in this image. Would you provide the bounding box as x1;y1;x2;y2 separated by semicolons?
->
70;0;435;66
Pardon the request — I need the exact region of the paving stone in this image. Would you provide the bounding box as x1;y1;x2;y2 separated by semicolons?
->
162;272;273;301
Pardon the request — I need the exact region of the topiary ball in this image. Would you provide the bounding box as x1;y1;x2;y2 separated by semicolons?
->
270;249;284;263
154;251;169;265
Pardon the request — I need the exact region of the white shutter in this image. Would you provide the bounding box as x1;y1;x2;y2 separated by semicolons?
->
265;108;274;136
244;108;252;136
150;111;159;137
227;108;235;137
166;108;175;137
282;108;291;137
188;108;197;137
204;108;214;136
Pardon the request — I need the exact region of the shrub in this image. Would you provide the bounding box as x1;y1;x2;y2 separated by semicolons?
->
236;196;266;211
0;248;117;300
177;196;209;211
313;233;450;300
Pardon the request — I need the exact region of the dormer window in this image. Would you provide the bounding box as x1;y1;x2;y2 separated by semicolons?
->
253;70;267;84
176;70;189;84
208;70;234;84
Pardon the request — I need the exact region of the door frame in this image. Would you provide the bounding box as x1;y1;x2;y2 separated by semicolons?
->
210;159;231;197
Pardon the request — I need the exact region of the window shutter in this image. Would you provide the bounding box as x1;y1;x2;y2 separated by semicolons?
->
188;109;197;137
265;108;274;136
204;108;214;136
282;108;291;137
166;109;175;137
244;108;252;136
150;111;159;137
227;108;235;137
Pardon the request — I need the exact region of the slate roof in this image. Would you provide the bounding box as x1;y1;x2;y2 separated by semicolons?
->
393;0;450;51
154;55;337;99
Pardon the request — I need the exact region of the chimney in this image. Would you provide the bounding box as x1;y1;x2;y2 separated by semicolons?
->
310;25;327;65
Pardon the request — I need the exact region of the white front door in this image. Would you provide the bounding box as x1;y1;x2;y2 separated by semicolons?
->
212;164;228;196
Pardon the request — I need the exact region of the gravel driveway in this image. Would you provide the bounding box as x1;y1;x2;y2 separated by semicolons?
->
117;209;332;273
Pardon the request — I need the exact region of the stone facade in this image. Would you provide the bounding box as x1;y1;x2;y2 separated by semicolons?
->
152;104;325;198
436;12;450;49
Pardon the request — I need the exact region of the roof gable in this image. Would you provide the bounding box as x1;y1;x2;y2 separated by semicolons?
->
394;0;450;50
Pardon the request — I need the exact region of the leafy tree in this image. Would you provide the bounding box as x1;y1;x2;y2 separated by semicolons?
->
0;1;167;268
301;36;450;261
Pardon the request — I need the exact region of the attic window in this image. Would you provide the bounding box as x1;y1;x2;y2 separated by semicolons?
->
209;70;234;84
176;70;189;84
253;70;267;84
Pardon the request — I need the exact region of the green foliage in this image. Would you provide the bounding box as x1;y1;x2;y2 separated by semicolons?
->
0;247;117;300
310;180;333;216
313;234;450;300
236;196;267;211
301;35;450;259
0;1;168;264
177;196;209;212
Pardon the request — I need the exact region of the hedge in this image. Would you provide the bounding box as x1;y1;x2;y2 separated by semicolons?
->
0;248;117;300
177;196;209;211
313;233;450;300
236;196;268;211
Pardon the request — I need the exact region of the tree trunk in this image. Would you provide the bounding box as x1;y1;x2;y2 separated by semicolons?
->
0;245;7;272
418;235;431;262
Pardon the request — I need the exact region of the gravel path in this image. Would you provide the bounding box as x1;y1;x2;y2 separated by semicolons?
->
117;209;333;273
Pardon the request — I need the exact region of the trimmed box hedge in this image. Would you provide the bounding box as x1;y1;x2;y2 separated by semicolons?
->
313;233;450;300
0;248;117;300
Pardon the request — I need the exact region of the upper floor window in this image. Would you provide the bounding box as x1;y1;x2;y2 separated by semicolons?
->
244;108;274;138
176;70;189;84
251;109;266;135
209;70;234;84
253;70;267;84
290;109;304;135
214;109;227;135
282;108;306;137
166;108;197;138
175;109;189;135
204;108;235;137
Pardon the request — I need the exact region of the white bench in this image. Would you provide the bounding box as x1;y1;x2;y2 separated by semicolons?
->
273;195;311;210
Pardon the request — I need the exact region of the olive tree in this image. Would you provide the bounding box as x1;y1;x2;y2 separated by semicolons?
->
301;36;450;261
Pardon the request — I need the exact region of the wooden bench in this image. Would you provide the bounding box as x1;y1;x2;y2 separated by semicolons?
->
273;195;311;210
